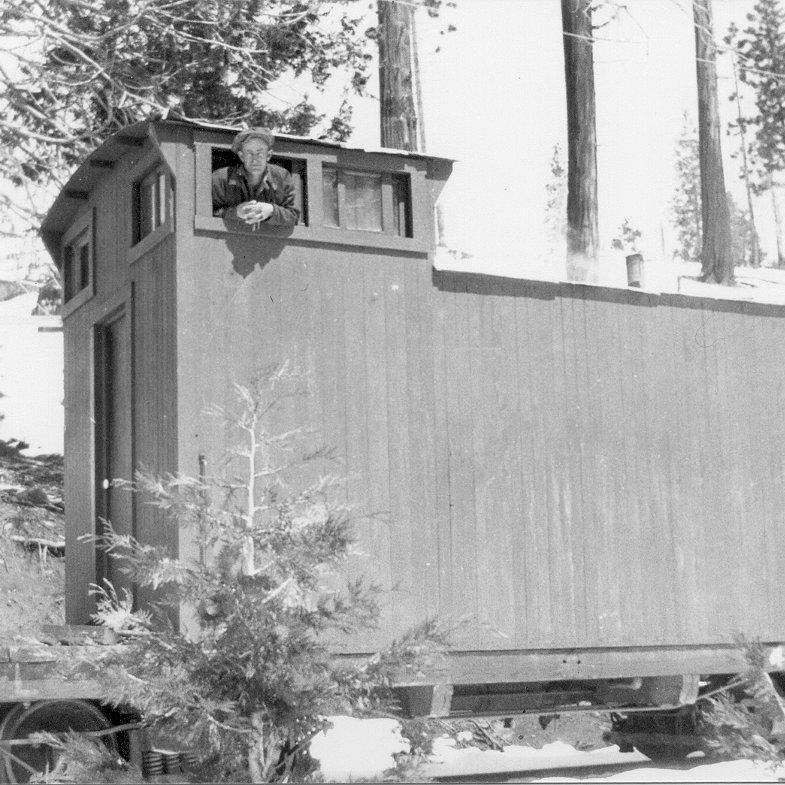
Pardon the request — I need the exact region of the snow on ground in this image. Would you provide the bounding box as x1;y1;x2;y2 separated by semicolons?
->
535;758;785;782
435;249;785;306
0;292;63;454
423;736;649;779
311;719;785;782
309;716;409;781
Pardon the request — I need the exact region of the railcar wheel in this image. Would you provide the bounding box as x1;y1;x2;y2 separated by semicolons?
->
0;700;115;783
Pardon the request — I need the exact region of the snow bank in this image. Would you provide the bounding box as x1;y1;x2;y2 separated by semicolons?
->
309;716;408;781
434;249;785;306
309;719;785;783
0;292;63;454
423;737;648;779
536;758;785;782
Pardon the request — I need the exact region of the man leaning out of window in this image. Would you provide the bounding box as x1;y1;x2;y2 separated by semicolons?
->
212;127;300;227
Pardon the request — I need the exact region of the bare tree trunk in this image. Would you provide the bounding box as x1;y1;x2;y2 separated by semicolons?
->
771;182;785;266
561;0;599;282
693;0;735;283
378;0;418;151
732;60;762;267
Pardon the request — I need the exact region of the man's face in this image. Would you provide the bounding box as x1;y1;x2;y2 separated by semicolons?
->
238;138;271;175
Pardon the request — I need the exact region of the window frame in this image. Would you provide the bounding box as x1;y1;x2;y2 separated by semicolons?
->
320;165;412;238
192;133;430;254
209;147;309;226
60;206;95;318
127;153;173;264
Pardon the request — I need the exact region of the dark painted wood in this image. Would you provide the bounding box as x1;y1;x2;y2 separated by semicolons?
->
50;121;785;687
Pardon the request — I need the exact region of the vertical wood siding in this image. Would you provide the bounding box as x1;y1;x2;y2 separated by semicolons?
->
63;306;95;623
63;138;178;623
176;231;785;652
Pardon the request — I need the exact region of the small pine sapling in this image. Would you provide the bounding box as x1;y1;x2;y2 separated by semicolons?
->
67;363;447;783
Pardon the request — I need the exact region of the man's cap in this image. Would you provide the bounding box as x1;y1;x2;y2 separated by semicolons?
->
232;127;275;153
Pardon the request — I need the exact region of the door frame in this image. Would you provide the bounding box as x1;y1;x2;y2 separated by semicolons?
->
92;285;134;594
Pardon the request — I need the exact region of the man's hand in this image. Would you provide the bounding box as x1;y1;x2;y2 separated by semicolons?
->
235;201;275;226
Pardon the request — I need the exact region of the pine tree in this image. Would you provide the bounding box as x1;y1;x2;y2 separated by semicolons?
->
727;0;785;265
0;0;454;235
54;365;446;783
671;116;702;265
728;192;765;267
544;144;567;259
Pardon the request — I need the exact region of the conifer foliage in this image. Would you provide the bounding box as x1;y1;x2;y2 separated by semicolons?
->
727;0;785;265
727;0;785;185
66;364;445;782
0;0;453;234
671;116;702;265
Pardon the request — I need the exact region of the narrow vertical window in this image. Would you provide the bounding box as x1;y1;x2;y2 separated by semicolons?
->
63;245;75;302
62;227;91;304
79;244;90;290
392;173;412;238
133;166;167;245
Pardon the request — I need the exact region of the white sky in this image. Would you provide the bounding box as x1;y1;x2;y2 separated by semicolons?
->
327;0;765;279
0;0;772;282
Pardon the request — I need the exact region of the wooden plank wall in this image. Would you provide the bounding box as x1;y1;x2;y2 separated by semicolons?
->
177;227;785;653
430;274;785;650
63;139;178;623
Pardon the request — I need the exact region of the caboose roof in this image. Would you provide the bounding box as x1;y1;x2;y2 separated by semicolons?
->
40;116;455;261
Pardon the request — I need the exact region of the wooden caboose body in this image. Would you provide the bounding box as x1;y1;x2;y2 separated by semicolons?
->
42;119;785;715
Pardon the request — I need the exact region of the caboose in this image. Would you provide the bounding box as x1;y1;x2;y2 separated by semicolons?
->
39;118;785;724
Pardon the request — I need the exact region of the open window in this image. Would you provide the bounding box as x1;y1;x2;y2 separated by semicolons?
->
321;166;412;238
210;148;308;225
193;135;429;252
133;166;168;245
61;208;94;315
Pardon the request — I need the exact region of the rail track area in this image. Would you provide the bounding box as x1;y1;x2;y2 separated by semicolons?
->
432;755;721;783
422;712;759;784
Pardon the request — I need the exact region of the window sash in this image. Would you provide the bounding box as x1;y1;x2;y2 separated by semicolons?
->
135;167;166;244
321;167;410;237
63;230;90;303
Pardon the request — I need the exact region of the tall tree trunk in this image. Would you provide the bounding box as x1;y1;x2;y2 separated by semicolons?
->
378;0;418;151
693;0;735;283
561;0;599;282
732;59;762;267
771;179;785;266
377;1;448;247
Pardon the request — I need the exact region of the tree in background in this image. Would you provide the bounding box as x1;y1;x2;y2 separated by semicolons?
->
377;0;419;152
728;57;762;267
726;0;785;267
728;193;764;268
0;0;453;235
544;144;567;260
561;0;599;282
693;0;736;283
671;115;702;265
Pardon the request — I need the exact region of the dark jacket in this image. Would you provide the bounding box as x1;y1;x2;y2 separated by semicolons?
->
211;163;300;227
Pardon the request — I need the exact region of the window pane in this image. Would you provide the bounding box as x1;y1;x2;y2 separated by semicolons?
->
322;166;339;228
79;243;90;291
63;246;74;302
140;177;155;239
345;172;382;232
392;174;412;238
157;171;166;228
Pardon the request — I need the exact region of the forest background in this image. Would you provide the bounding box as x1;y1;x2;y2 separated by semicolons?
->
0;0;778;286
